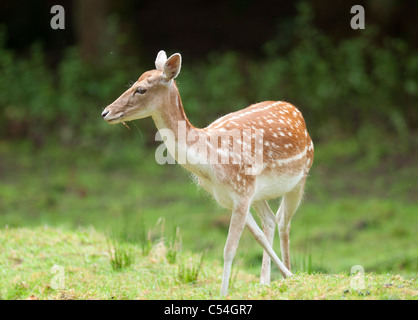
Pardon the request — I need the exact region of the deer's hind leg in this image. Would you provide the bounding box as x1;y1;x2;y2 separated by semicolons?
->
252;200;276;284
245;212;292;279
276;178;306;271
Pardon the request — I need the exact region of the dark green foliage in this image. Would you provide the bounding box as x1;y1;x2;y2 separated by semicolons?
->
0;3;416;155
179;3;418;152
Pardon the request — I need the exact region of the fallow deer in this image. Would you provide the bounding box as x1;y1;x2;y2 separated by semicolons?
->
101;50;314;296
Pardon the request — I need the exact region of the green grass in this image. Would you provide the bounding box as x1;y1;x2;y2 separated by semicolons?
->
107;237;135;271
177;252;205;284
0;138;417;299
0;226;416;300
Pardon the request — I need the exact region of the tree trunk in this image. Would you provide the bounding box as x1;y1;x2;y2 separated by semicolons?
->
74;0;109;63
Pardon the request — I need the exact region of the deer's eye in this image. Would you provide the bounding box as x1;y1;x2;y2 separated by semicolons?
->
135;87;147;94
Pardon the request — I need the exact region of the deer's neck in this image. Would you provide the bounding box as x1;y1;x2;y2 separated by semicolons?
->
152;83;211;176
152;84;193;137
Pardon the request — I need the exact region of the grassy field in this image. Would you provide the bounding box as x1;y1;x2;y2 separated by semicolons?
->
1;226;417;300
0;137;417;299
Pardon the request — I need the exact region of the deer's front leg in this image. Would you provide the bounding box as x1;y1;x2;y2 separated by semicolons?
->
220;206;248;296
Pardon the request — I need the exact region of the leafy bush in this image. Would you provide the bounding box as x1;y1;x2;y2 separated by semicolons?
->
246;3;418;146
0;2;417;156
179;2;418;154
0;27;136;146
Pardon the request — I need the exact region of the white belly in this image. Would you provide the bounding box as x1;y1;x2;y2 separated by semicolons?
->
197;170;304;210
198;175;236;210
252;170;304;201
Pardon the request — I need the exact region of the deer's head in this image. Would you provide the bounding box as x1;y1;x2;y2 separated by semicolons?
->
101;50;182;124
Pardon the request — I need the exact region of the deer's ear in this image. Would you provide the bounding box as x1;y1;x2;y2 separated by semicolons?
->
155;50;167;71
162;53;182;81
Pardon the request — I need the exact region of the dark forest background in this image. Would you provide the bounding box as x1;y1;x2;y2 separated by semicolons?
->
0;0;417;150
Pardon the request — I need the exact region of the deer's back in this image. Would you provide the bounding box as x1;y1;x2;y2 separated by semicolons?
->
200;101;314;205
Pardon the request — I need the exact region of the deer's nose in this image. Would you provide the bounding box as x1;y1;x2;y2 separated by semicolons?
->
101;110;110;118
